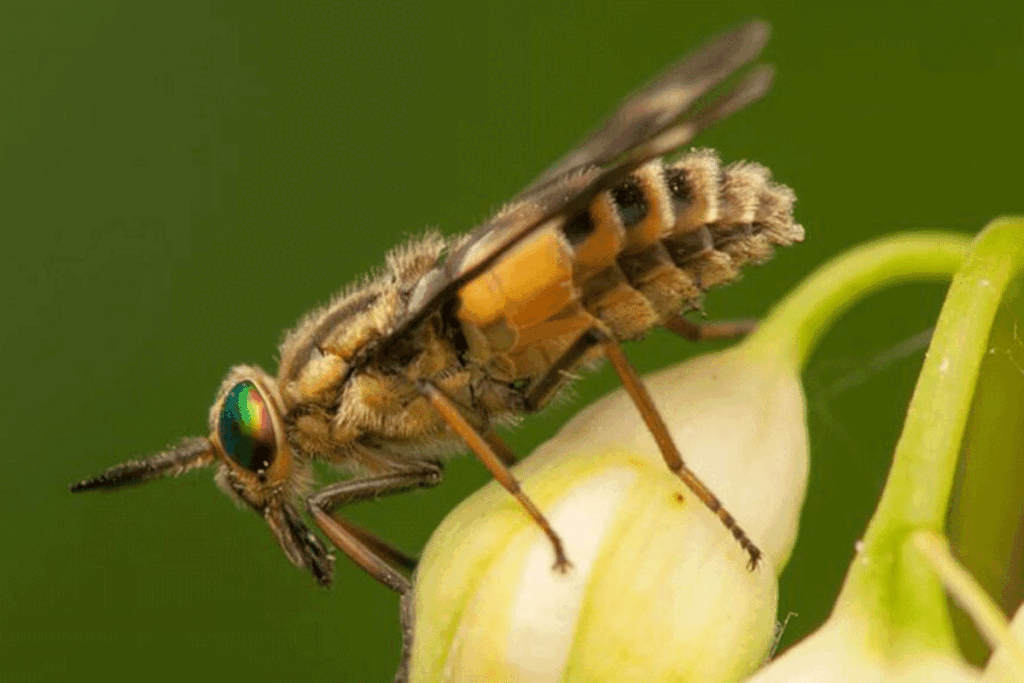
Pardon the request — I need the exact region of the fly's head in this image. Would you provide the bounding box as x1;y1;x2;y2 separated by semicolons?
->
70;364;335;586
208;366;335;585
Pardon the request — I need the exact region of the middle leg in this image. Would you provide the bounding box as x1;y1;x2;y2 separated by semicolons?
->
421;382;570;572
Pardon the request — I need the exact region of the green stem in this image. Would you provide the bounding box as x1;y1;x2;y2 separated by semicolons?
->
835;217;1024;649
748;233;970;370
864;218;1024;545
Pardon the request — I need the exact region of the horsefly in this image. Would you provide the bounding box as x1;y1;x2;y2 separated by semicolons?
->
72;20;801;592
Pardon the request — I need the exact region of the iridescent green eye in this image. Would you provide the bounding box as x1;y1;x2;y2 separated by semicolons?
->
218;381;276;473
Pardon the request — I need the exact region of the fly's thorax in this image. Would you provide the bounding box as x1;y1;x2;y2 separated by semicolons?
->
285;368;475;475
281;310;478;470
277;232;449;410
267;232;459;460
340;319;474;436
208;365;298;509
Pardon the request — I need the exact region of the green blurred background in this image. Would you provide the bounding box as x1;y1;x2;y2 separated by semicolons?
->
2;2;1022;681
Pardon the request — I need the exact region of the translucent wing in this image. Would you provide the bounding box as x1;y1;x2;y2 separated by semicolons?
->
371;21;774;358
527;20;770;190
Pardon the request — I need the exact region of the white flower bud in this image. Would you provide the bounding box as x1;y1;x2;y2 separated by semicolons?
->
409;343;809;683
550;345;809;570
743;608;983;683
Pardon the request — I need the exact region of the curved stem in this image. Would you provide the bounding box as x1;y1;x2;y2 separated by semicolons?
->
748;233;971;370
836;217;1024;648
864;218;1024;541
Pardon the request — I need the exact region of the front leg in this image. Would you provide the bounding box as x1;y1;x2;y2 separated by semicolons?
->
306;462;442;593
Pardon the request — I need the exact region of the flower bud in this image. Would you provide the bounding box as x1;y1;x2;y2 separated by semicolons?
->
408;342;809;683
743;607;983;683
550;344;809;570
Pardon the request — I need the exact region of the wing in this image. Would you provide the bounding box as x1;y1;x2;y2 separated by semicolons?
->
369;20;773;360
526;20;770;191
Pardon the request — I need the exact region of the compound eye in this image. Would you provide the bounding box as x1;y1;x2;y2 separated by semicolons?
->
217;381;276;473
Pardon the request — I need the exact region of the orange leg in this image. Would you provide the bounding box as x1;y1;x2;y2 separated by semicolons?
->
306;465;441;593
484;430;519;466
422;382;570;572
663;314;757;342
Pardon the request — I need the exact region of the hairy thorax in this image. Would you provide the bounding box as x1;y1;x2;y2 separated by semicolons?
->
274;234;473;473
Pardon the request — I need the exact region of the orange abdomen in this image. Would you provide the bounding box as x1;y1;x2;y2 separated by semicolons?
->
455;150;803;395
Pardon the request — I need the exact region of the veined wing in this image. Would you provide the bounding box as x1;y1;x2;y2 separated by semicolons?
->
370;20;773;360
526;20;770;191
